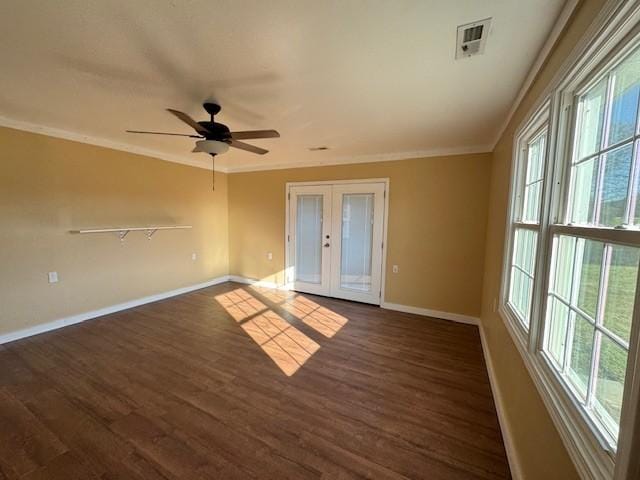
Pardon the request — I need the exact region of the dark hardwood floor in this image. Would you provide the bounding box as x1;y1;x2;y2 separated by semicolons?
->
0;282;510;479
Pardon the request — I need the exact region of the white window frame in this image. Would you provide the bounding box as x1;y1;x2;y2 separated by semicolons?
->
499;1;640;479
504;104;550;339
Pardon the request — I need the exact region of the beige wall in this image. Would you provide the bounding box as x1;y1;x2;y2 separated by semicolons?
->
228;154;491;317
0;127;228;336
480;1;607;478
1;127;489;334
1;3;610;474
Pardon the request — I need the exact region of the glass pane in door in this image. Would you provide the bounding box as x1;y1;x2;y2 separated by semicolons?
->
340;194;374;291
295;195;323;283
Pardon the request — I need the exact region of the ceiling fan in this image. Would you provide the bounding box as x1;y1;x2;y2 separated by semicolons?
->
126;102;280;189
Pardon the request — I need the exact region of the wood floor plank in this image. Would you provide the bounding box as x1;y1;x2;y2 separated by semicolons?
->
0;388;67;479
109;412;215;479
2;282;510;479
20;452;101;480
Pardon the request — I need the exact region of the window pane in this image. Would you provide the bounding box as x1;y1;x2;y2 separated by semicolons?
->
552;235;575;302
568;314;595;400
340;194;374;292
633;147;640;225
575;239;604;319
508;228;538;327
523;181;542;222
595;335;628;433
527;134;545;183
603;244;640;342
513;228;537;274
599;143;632;227
510;267;532;323
576;77;607;160
608;47;640;146
295;195;323;284
570;157;598;224
509;228;537;325
546;296;569;367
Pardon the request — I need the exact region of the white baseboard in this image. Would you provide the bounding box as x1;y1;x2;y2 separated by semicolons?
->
227;276;480;326
479;324;522;480
381;302;479;325
0;275;230;345
228;275;290;290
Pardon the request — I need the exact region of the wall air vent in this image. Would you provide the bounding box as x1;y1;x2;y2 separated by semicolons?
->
455;18;491;59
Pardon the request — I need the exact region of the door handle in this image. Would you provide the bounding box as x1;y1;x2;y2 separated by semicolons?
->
324;243;330;247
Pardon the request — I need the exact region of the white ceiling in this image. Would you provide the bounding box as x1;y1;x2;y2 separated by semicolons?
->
0;0;565;172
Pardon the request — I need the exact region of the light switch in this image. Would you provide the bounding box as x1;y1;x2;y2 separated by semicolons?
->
192;253;197;261
48;271;59;283
267;252;273;261
392;265;399;274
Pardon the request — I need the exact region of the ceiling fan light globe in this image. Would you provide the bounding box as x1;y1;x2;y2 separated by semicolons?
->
193;140;229;155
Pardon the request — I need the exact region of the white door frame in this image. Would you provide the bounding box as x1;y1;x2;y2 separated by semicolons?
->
285;178;390;305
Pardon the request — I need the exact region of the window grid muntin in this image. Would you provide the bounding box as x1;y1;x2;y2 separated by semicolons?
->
544;229;637;444
507;126;548;329
567;49;640;228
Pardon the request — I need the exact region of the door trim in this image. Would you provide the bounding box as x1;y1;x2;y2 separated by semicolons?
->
285;178;390;304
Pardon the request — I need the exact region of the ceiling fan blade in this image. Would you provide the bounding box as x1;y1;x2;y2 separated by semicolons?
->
166;109;210;135
229;139;268;155
230;130;280;140
126;130;203;138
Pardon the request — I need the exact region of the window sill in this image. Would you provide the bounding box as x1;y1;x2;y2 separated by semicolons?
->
497;305;615;479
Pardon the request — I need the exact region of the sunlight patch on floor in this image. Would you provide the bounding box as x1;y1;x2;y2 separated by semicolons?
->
215;288;322;376
248;285;294;304
214;289;267;322
241;310;320;376
281;295;348;338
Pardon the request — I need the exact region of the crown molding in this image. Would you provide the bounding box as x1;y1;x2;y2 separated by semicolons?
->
491;0;580;149
223;144;493;173
0;115;225;172
0;114;492;174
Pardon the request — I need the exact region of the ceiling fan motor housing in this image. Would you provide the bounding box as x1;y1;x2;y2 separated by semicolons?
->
198;121;231;142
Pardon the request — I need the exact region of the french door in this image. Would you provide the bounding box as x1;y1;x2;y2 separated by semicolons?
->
288;182;386;304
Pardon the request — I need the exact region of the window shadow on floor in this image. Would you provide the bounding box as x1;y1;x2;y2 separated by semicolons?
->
213;286;348;376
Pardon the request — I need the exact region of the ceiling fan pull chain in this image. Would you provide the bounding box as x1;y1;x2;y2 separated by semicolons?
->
211;154;215;191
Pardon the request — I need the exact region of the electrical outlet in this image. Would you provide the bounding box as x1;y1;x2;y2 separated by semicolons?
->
392;265;399;274
267;252;273;261
191;253;197;261
48;271;59;284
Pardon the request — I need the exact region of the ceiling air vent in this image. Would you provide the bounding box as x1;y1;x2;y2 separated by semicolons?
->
455;18;491;59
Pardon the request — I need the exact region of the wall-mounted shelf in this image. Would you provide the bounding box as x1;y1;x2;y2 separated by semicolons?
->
70;225;192;241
